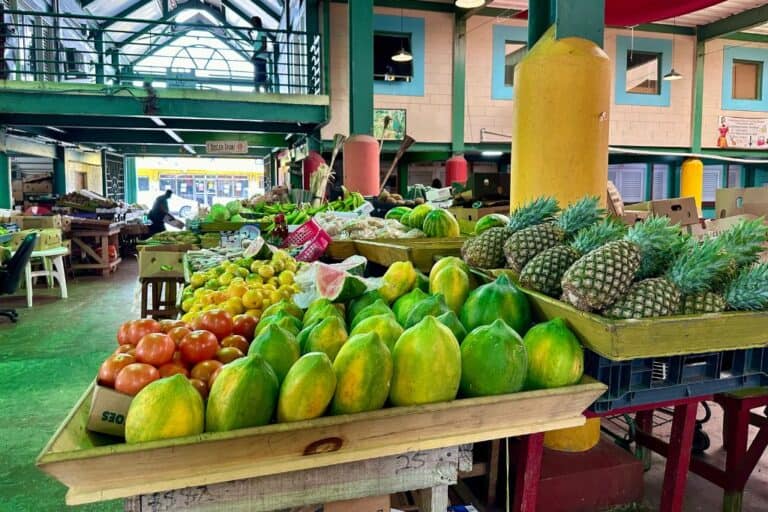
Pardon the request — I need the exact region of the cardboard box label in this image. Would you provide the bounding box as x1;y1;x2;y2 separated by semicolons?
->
139;249;186;278
87;384;133;437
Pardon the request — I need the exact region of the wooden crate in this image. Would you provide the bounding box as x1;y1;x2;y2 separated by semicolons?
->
325;240;358;261
354;238;466;272
523;288;768;361
37;379;605;505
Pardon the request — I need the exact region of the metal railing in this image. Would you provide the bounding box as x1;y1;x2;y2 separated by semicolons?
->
0;8;323;95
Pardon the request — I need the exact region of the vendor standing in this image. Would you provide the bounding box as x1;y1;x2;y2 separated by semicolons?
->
148;190;173;236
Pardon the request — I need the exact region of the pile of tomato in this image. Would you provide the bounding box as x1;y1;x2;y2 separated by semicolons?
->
99;310;257;399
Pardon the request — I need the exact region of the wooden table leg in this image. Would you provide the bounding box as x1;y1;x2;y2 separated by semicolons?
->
635;410;655;469
101;235;110;276
721;398;752;512
415;485;449;512
513;433;544;512
659;402;698;512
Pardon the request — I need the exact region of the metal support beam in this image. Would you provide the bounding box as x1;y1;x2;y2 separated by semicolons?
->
331;0;454;13
397;160;409;196
124;156;137;203
0;151;10;208
94;30;105;85
98;0;155;29
53;146;67;196
0;133;57;159
529;0;604;47
61;129;287;147
452;16;466;154
698;4;768;41
691;40;705;153
348;0;374;135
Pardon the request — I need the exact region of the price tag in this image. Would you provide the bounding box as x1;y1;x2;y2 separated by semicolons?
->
219;231;242;249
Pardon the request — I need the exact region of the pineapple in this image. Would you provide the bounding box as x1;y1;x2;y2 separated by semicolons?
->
504;196;604;272
603;237;729;319
519;218;626;297
561;216;682;311
461;197;559;269
712;217;768;290
681;261;768;314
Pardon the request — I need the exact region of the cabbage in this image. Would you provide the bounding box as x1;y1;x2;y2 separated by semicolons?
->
210;204;230;221
226;200;242;215
230;214;245;222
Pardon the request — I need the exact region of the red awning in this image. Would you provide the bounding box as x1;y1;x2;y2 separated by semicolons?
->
515;0;727;27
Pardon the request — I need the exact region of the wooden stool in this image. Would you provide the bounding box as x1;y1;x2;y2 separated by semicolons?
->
140;277;184;319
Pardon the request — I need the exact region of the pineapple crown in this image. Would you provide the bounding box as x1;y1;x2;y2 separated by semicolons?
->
571;218;626;255
667;237;731;295
626;216;685;279
507;197;560;233
718;217;768;269
725;263;768;311
556;196;605;237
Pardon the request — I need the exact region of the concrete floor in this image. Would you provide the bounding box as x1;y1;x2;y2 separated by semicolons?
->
0;259;766;511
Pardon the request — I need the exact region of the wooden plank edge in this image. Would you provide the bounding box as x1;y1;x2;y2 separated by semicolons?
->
63;415;586;505
35;382;95;465
40;381;605;465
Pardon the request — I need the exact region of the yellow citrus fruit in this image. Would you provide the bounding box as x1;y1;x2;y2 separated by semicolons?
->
250;261;263;273
268;290;282;304
262;298;272;309
258;265;275;279
271;259;285;273
237;267;249;278
242;290;263;310
189;273;207;289
219;272;234;286
228;282;248;298
189;304;202;313
280;288;293;300
245;308;262;319
205;279;219;290
181;311;199;324
181;298;195;312
278;270;295;286
226;297;244;314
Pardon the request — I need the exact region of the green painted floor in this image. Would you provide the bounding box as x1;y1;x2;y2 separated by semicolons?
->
0;261;140;511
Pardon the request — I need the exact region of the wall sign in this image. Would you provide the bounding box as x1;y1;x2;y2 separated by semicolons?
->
205;141;249;154
717;116;768;150
374;109;406;140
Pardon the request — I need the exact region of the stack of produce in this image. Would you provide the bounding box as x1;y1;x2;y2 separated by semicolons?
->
113;256;586;445
313;212;423;240
462;195;768;319
139;230;201;247
57;190;118;211
180;249;301;321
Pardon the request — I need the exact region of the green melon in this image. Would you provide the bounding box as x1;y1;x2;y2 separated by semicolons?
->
392;288;429;326
523;318;584;389
385;206;412;222
407;204;435;230
403;294;451;329
331;333;393;414
347;290;383;324
350;299;395;330
436;310;467;344
422;209;460;238
459;274;531;335
248;324;301;384
474;213;510;235
315;264;367;303
460;319;527;397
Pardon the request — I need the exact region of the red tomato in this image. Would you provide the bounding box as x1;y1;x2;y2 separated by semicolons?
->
231;314;257;341
216;346;244;364
114;363;160;396
97;354;136;388
135;333;175;367
115;344;136;356
167;326;192;346
158;319;187;333
209;366;223;388
220;334;249;354
196;309;234;340
189;378;208;399
179;330;219;365
171;350;184;365
120;318;162;345
158;363;189;378
117;321;134;345
191;360;223;384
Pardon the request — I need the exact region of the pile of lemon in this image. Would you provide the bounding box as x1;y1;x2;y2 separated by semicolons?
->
180;249;301;324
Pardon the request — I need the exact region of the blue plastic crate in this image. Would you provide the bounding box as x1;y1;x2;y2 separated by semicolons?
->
586;347;768;413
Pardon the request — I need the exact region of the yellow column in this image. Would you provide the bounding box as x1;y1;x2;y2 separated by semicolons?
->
510;27;611;207
680;158;704;216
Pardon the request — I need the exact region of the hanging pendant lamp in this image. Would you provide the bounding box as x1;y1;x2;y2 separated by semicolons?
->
392;7;413;62
455;0;486;8
664;18;683;81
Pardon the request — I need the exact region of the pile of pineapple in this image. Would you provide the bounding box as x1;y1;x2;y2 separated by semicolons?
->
461;196;768;319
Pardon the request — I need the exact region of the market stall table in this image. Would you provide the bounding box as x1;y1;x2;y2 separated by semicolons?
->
69;220;123;276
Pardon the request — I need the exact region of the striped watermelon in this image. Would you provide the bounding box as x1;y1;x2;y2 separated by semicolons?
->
422;209;460;238
474;213;510;235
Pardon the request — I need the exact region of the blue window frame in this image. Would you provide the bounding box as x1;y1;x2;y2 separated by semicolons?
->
373;14;425;96
491;25;528;100
722;46;768;111
615;36;672;107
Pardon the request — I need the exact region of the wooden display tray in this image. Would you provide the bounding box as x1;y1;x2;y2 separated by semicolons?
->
37;379;605;505
327;238;466;272
523;288;768;361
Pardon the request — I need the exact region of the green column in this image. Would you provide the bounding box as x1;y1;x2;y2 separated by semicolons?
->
691;40;705;152
397;160;408;196
529;0;604;47
0;152;10;209
124;156;137;203
348;0;374;135
53;147;67;195
452;17;466;154
95;30;105;84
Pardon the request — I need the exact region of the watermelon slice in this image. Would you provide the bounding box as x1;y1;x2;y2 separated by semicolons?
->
316;263;368;303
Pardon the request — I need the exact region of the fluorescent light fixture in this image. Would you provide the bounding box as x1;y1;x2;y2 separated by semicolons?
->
455;0;486;8
663;69;683;81
46;126;66;134
149;116;166;127
164;129;184;143
481;150;503;156
392;48;413;62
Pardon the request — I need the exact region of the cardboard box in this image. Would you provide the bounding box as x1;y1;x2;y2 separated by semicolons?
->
7;228;62;251
620;197;698;227
87;384;133;437
139;247;186;278
324;495;390;512
12;181;22;202
715;187;768;218
13;214;62;230
607;181;623;216
449;204;510;233
22;180;53;194
694;214;768;262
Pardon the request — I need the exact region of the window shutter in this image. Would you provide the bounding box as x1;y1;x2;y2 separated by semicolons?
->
652;164;668;200
621;166;645;203
702;166;722;202
728;165;741;187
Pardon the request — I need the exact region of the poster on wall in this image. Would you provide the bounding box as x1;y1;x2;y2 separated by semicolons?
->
716;116;768;150
373;109;406;140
